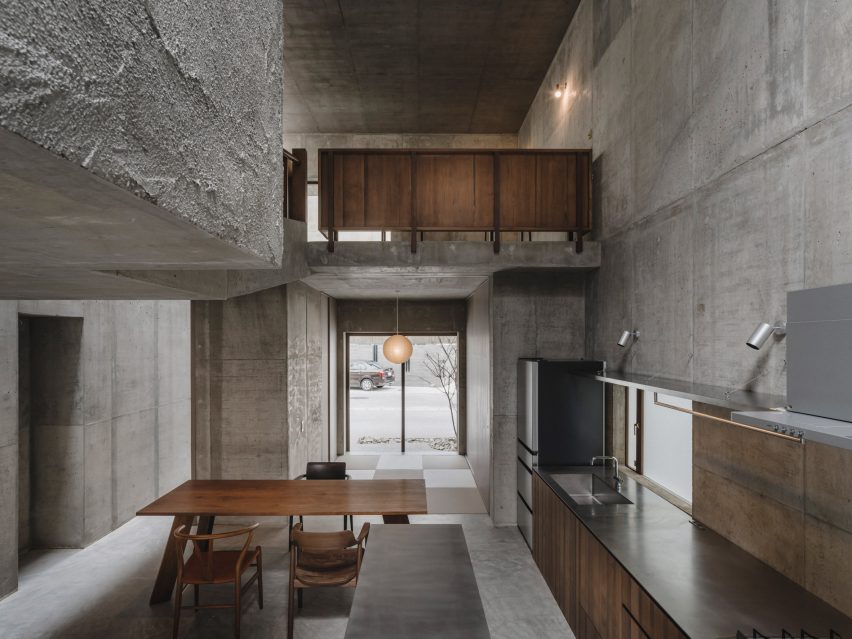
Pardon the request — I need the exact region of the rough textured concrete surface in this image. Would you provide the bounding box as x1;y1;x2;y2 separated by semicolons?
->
0;299;191;599
520;0;852;398
0;0;283;265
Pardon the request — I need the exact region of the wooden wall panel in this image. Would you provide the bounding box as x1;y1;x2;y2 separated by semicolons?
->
334;153;365;228
497;153;536;229
319;149;592;236
365;153;412;229
536;154;576;228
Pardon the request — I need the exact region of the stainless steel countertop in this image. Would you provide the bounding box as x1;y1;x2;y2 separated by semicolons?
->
588;370;786;412
344;524;490;639
536;466;852;638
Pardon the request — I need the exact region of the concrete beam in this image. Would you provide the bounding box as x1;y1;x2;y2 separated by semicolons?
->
303;240;600;299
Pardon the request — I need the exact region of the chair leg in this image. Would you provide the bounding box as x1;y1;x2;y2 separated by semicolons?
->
193;585;199;609
342;515;348;530
349;515;354;531
287;580;295;639
234;578;242;639
172;584;183;639
297;587;303;609
299;515;304;528
256;549;264;610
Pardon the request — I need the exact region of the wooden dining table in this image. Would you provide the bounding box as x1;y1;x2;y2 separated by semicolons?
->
136;478;428;604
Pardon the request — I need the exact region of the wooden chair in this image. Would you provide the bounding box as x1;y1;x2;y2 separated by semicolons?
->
289;461;354;531
172;523;263;639
287;521;370;639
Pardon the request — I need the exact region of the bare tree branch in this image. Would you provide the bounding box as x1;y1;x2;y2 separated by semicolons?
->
423;337;458;437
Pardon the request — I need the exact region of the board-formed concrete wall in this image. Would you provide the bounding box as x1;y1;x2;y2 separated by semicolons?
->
192;283;330;482
489;271;587;525
466;283;492;510
0;299;191;599
520;0;852;398
0;1;284;265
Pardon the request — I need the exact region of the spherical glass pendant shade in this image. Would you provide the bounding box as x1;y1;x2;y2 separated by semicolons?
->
383;334;413;364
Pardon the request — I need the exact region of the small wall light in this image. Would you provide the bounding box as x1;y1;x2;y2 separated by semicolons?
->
617;330;640;348
553;83;565;98
746;322;786;350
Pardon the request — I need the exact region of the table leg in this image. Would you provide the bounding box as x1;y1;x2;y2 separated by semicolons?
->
149;515;194;605
197;515;215;551
382;515;410;524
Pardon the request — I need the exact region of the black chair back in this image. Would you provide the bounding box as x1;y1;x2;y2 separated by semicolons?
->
305;461;347;480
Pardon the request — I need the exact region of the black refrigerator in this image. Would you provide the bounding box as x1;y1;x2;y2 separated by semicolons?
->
516;358;605;549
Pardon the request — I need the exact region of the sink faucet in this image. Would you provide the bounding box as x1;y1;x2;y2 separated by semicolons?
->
591;456;622;490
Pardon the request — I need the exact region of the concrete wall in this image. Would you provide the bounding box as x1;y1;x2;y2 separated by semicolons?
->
335;300;468;456
0;299;191;599
466;283;492;509
0;1;284;265
520;0;852;611
519;0;852;398
192;283;330;481
490;271;587;525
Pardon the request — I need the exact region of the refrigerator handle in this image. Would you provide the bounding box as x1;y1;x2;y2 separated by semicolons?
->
517;438;538;456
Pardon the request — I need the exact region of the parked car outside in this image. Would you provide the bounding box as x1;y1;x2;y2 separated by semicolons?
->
349;361;386;391
367;361;395;384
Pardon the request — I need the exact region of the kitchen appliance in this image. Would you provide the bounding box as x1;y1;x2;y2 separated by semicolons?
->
516;358;605;548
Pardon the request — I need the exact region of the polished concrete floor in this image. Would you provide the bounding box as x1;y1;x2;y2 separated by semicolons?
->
0;454;571;639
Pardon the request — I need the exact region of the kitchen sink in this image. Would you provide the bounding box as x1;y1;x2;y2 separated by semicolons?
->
552;473;633;506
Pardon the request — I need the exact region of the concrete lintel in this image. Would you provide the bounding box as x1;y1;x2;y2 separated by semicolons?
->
306;241;601;274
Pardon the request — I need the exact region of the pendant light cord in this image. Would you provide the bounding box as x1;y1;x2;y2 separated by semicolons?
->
395;294;399;335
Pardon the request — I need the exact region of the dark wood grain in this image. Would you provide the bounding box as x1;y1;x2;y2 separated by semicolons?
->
533;473;688;639
137;479;428;518
317;148;592;238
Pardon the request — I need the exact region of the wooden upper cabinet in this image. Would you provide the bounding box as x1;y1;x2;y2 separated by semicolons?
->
414;153;493;229
319;149;591;233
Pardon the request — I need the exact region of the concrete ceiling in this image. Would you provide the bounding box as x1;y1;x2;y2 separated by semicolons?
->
284;0;580;134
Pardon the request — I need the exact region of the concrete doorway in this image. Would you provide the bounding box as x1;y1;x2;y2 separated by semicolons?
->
347;334;459;453
18;315;85;559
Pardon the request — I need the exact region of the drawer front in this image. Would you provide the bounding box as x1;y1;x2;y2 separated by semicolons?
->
517;458;533;508
517;493;533;549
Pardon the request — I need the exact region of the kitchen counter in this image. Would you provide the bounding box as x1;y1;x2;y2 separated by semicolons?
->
535;466;852;638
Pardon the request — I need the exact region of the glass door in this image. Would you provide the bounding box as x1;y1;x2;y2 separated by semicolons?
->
346;334;459;453
347;335;401;452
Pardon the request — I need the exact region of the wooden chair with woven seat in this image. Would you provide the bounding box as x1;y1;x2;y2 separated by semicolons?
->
287;521;370;639
172;522;263;639
289;461;354;531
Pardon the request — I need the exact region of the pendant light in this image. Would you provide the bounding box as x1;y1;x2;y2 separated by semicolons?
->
383;295;413;364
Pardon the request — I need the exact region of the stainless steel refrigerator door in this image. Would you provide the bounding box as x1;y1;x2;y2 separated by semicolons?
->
517;359;539;453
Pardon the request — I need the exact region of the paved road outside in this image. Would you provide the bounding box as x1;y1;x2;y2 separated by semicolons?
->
350;384;457;452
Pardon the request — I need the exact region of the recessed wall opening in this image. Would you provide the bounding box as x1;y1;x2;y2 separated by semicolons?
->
18;314;86;561
346;334;459;454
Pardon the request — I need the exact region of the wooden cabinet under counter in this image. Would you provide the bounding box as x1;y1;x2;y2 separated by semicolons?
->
532;473;686;639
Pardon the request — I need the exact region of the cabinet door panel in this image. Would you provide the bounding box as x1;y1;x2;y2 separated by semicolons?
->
536;154;578;229
414;154;493;229
365;153;412;228
332;153;365;228
497;154;536;229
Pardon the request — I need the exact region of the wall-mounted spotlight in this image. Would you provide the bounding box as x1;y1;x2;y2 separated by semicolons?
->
746;322;786;350
617;330;640;348
553;82;566;98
